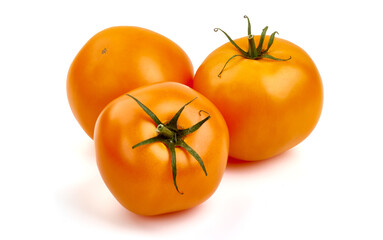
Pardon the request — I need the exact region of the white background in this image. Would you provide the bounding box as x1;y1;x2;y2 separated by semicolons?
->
1;0;382;239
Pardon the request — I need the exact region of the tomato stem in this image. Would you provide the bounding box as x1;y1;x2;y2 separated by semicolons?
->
127;94;210;194
214;15;292;77
247;35;257;58
156;124;175;139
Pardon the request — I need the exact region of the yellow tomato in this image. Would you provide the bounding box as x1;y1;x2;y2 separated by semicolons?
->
67;26;193;139
94;83;229;215
193;16;323;161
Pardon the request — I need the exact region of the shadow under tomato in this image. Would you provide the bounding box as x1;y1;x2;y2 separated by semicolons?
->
60;173;209;234
116;202;208;234
64;139;298;232
128;203;207;228
225;149;298;173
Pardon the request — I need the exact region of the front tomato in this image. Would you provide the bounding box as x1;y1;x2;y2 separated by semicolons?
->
94;82;229;216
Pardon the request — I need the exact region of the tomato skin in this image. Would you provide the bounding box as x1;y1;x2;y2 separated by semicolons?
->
94;82;229;216
67;26;193;139
193;36;323;161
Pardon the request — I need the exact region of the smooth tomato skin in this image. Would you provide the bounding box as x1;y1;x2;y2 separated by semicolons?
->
67;26;193;139
94;83;229;216
193;36;323;161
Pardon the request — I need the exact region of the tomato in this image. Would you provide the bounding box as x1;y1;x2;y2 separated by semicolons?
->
193;16;323;161
94;82;229;216
67;26;193;139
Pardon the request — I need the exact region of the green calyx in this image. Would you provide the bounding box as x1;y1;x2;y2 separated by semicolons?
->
214;15;291;77
127;94;210;195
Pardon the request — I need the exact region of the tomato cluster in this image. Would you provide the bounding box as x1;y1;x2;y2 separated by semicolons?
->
67;16;323;216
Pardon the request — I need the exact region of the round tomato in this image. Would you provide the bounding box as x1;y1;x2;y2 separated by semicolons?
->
94;82;229;216
193;16;323;161
67;26;193;139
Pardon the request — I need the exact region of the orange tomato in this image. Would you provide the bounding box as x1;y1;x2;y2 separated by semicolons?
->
67;26;193;139
193;17;323;161
94;82;229;215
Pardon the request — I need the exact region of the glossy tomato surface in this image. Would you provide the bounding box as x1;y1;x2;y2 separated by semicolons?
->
193;36;323;161
94;82;229;215
67;26;193;139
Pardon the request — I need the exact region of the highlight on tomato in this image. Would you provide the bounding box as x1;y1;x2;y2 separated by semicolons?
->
193;16;323;161
94;82;229;216
67;26;194;139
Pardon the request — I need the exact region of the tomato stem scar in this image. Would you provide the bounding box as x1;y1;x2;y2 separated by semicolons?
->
215;15;292;77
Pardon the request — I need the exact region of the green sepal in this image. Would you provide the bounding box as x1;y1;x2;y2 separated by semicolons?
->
262;54;291;61
257;26;268;55
214;28;248;56
163;141;183;194
264;31;279;53
178;140;207;176
132;135;164;149
126;94;162;126
217;54;242;78
244;15;252;35
178;112;211;138
167;97;197;129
